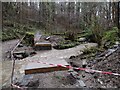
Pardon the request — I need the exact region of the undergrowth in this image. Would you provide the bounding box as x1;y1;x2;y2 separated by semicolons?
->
2;21;39;41
53;40;80;49
102;27;120;48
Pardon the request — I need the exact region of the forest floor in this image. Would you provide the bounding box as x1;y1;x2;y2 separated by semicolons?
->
68;47;120;88
1;35;120;88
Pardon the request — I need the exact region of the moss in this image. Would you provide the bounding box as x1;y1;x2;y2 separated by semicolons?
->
103;27;119;42
54;40;80;49
26;32;34;35
102;27;120;48
23;32;34;46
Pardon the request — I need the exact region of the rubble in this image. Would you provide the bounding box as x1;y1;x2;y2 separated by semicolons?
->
69;61;80;67
69;71;80;79
68;44;120;88
92;46;120;88
69;55;76;59
26;79;39;87
97;79;103;84
77;80;86;87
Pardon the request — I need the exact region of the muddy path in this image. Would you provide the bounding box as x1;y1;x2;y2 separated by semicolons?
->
1;39;97;88
1;39;19;87
2;39;19;60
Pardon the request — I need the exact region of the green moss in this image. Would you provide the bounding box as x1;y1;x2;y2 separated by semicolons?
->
23;32;34;46
103;27;119;42
102;27;120;48
26;32;34;35
54;40;80;49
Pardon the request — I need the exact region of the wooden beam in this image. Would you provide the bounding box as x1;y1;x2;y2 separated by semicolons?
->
25;59;69;74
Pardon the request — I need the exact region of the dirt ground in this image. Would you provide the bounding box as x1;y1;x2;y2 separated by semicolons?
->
1;36;120;89
2;37;97;88
2;39;19;60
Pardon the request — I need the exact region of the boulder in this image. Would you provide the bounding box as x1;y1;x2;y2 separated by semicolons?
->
78;37;86;42
69;56;76;59
26;79;39;87
69;61;80;67
13;51;29;59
